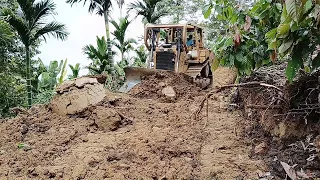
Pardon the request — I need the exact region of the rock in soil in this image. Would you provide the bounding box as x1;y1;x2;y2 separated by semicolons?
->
162;86;176;98
254;142;268;155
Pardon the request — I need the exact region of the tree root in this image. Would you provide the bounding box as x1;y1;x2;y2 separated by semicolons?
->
194;81;283;120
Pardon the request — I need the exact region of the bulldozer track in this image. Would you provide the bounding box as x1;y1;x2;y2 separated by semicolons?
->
186;61;212;89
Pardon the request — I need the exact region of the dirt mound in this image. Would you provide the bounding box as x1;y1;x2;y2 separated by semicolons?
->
0;79;209;179
2;67;319;179
128;71;204;101
50;77;107;116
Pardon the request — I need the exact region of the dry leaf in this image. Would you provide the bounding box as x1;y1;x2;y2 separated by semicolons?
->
244;15;252;31
280;161;297;180
233;28;241;50
296;169;311;179
270;50;277;63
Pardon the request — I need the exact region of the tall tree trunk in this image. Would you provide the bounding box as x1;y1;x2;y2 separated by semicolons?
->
26;46;32;108
121;50;123;62
103;10;112;61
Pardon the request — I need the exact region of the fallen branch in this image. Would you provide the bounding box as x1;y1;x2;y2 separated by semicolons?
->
215;81;283;92
246;104;282;109
273;112;305;117
194;81;283;120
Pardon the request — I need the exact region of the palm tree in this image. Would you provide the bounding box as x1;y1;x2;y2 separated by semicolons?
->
83;36;116;75
68;63;81;79
110;15;137;62
127;0;168;24
2;0;68;108
66;0;113;58
116;0;125;19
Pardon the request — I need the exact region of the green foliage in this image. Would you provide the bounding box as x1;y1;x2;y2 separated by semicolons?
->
33;89;56;105
68;63;81;79
0;1;37;116
0;19;14;44
0;72;26;118
132;45;148;67
127;0;168;24
110;15;137;61
17;143;25;149
83;36;126;91
266;0;320;82
203;0;280;77
58;58;68;84
2;0;69;107
38;59;67;90
83;36;117;75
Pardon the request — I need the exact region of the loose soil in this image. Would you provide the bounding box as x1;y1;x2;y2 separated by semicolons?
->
0;67;319;179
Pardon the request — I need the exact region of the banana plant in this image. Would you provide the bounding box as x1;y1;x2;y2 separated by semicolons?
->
58;58;68;84
68;63;81;79
38;59;67;90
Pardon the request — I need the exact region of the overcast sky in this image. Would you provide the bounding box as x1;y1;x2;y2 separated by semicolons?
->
36;0;144;75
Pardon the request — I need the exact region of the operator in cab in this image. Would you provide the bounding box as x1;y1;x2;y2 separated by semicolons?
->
186;35;193;46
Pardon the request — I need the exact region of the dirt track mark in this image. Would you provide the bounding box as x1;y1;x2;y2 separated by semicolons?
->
199;93;267;179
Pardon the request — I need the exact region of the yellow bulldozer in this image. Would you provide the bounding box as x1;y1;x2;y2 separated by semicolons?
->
119;23;214;93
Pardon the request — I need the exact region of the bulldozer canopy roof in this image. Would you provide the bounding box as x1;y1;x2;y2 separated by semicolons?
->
145;23;203;30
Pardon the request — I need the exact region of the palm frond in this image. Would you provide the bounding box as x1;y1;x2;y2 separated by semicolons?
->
67;0;112;15
66;0;89;6
96;36;107;53
83;44;100;60
69;64;74;70
116;0;125;8
32;21;69;43
111;41;122;51
88;66;102;75
126;38;137;44
126;0;166;23
16;0;34;22
32;0;56;29
110;19;120;30
150;11;168;23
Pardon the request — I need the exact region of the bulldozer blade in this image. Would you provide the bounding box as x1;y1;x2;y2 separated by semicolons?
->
118;67;161;93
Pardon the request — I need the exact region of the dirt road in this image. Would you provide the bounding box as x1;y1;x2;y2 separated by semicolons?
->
0;69;271;179
199;92;267;179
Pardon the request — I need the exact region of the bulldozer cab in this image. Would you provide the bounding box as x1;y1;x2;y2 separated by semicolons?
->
118;23;213;93
143;23;206;71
